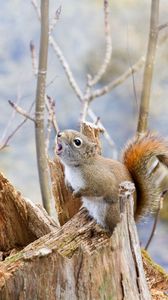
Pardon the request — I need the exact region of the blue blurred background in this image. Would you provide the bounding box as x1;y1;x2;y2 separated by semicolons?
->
0;0;168;270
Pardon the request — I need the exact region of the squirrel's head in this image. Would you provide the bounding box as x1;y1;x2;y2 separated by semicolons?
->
56;130;97;166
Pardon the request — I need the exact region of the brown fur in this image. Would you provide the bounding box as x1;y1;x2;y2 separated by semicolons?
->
123;133;168;218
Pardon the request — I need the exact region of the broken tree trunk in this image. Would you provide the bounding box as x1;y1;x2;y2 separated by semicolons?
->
0;172;152;300
0;173;57;254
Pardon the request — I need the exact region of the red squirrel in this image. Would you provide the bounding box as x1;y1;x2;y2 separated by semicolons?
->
56;130;168;231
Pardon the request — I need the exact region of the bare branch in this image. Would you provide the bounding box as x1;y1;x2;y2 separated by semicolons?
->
145;197;162;250
46;74;58;88
88;0;112;86
49;36;84;101
137;0;160;135
46;95;59;134
88;109;118;159
0;120;27;151
81;0;112;120
1;88;21;143
35;0;51;215
8;100;36;123
87;56;145;101
31;0;40;20
0;102;35;151
81;101;89;124
45;95;60;154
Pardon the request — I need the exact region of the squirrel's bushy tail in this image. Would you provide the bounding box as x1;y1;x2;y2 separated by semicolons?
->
122;133;168;219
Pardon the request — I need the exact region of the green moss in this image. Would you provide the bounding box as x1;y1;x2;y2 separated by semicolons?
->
142;249;168;279
99;277;113;300
4;251;23;265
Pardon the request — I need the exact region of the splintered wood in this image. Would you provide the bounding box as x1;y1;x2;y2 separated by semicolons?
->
80;121;103;155
0;172;57;253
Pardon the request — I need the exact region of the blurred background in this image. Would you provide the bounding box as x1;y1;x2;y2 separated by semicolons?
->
0;0;168;269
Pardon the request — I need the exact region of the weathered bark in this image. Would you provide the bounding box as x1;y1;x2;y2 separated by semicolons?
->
0;172;57;253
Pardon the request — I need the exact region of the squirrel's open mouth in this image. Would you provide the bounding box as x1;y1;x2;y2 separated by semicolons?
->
56;143;63;155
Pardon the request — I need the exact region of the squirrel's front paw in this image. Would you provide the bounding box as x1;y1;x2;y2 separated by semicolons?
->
72;190;82;198
65;180;74;193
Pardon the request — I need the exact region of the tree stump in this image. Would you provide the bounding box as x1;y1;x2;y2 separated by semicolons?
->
0;172;152;300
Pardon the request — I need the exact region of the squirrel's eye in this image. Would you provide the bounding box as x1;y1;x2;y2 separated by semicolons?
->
73;138;82;147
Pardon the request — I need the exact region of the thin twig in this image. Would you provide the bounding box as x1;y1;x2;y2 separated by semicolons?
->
87;56;145;101
45;96;60;154
145;198;162;250
49;36;84;101
158;22;168;31
46;74;58;87
81;74;92;122
0;102;35;151
35;0;51;215
88;108;118;159
31;0;40;20
81;101;89;123
126;26;138;105
1;87;21;143
88;0;112;86
81;0;112;120
46;95;59;134
0;120;28;151
8;100;36;123
137;0;160;135
49;6;61;33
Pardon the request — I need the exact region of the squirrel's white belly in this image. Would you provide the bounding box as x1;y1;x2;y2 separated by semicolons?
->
64;165;85;190
82;197;108;228
64;165;108;227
